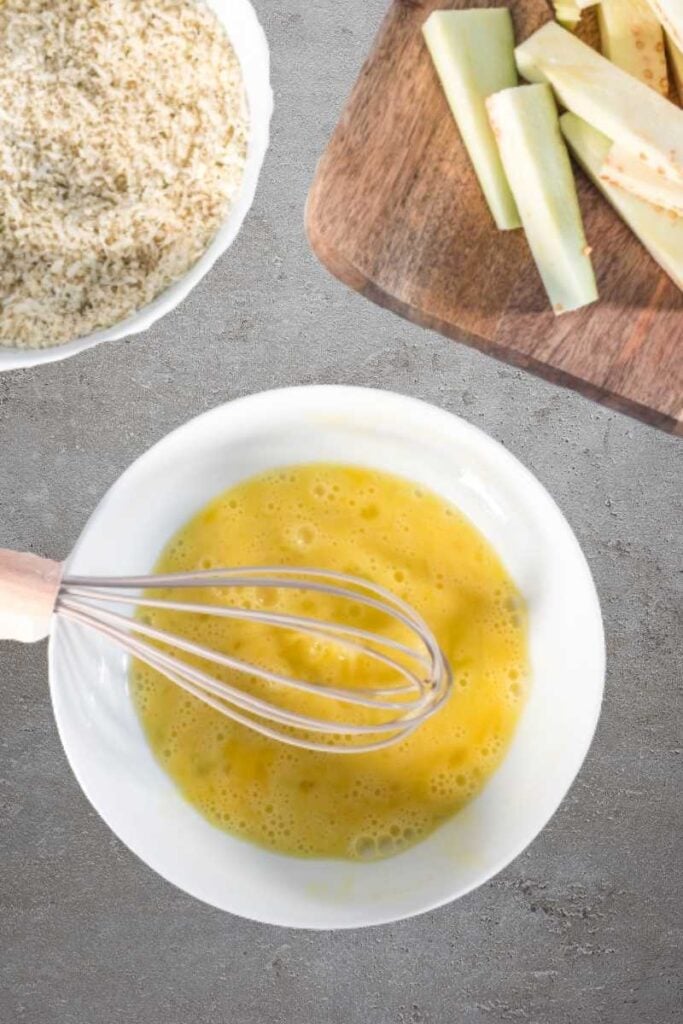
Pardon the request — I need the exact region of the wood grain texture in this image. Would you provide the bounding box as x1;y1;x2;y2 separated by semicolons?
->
306;0;683;433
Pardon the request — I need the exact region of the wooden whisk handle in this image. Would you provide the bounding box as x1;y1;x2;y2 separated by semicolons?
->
0;549;63;642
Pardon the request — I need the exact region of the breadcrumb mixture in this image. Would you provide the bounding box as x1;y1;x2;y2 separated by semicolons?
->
0;0;249;348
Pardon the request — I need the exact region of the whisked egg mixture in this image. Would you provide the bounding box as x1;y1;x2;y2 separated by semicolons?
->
131;465;528;861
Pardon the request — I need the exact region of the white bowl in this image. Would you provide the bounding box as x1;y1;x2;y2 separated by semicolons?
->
0;0;272;372
49;386;605;929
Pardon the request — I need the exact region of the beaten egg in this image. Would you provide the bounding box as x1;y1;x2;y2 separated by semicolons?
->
131;464;528;861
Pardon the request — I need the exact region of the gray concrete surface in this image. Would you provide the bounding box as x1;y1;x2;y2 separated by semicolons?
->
1;2;681;1022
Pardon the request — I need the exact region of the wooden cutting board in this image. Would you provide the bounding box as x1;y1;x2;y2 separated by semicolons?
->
306;0;683;434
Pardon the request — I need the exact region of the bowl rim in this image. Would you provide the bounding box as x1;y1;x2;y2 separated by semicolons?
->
0;0;273;372
48;385;606;928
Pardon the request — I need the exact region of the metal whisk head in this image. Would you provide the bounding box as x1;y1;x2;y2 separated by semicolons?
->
56;567;453;753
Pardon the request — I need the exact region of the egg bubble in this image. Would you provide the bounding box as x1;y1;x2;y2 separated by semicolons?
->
354;836;376;859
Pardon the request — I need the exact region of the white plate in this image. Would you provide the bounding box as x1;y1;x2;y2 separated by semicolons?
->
0;0;272;371
49;386;605;929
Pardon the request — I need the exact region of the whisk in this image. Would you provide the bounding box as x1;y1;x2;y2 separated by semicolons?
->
0;549;452;753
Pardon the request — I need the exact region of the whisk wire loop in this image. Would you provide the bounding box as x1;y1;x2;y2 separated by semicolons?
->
56;567;453;753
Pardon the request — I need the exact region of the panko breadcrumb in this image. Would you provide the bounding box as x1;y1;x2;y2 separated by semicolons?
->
0;0;249;349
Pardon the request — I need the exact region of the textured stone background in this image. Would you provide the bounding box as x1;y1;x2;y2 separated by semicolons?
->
1;3;681;1022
